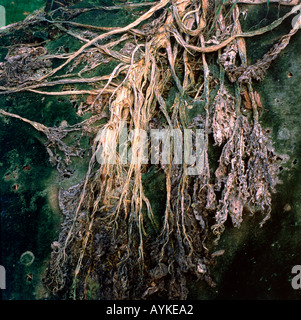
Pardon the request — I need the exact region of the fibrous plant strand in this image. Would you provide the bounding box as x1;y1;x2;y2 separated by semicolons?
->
0;0;298;299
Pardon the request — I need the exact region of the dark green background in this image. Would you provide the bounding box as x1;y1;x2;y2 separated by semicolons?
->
0;1;301;300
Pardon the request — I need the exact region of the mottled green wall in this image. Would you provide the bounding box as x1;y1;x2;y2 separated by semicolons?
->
0;2;301;300
0;0;45;25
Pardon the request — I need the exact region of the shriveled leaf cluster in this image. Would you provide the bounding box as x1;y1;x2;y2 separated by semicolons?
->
0;0;298;299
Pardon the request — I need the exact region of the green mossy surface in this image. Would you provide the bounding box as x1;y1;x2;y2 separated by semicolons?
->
0;0;45;25
0;29;88;299
1;1;301;300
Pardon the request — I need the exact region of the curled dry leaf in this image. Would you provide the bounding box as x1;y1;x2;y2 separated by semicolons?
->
212;86;236;146
0;0;290;300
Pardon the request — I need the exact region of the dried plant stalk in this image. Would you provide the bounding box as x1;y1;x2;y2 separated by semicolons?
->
0;0;297;299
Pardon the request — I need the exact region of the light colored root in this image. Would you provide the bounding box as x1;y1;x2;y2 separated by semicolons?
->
234;0;299;5
37;0;171;81
4;0;290;299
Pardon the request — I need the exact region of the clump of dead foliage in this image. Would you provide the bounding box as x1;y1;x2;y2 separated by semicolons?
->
0;0;299;299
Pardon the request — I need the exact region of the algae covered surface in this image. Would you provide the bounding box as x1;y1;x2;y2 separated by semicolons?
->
0;0;301;300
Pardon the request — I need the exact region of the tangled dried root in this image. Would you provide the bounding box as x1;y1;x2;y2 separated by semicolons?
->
1;0;298;299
